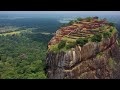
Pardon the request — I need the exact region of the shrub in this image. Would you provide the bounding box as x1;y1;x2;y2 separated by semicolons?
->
67;21;74;25
99;26;105;31
73;20;78;23
61;20;75;27
91;34;102;42
110;29;113;32
66;42;76;49
85;17;93;22
108;58;116;70
103;32;111;38
76;38;88;47
61;24;67;27
58;40;66;49
77;18;83;21
109;22;115;26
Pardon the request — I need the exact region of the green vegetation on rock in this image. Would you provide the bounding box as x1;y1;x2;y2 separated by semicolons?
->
58;40;66;49
49;17;118;53
110;29;113;32
108;58;117;70
66;42;76;49
76;18;83;21
108;22;115;27
85;17;93;22
91;34;102;42
103;32;111;38
76;38;88;46
96;52;104;58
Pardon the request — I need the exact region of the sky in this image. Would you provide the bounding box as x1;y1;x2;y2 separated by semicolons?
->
0;11;120;15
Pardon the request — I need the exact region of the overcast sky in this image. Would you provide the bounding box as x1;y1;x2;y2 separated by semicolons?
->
0;11;120;15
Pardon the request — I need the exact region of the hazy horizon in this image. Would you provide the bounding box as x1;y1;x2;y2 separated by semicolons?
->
0;11;120;15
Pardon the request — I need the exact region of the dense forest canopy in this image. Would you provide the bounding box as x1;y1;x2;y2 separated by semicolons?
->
0;25;55;78
0;32;52;79
0;18;58;79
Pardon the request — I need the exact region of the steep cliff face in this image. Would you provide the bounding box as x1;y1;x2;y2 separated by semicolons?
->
45;17;120;79
46;33;120;79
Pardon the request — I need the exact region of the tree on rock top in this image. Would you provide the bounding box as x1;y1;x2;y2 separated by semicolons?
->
91;34;102;42
58;40;66;49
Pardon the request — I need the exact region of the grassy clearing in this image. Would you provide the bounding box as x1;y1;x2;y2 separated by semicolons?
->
0;31;21;36
40;32;51;35
62;36;77;42
0;29;32;36
0;30;29;36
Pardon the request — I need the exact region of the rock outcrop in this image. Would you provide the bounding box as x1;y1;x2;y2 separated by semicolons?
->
45;17;120;79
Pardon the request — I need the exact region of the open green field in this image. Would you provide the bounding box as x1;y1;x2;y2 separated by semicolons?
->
0;26;19;33
0;30;23;36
